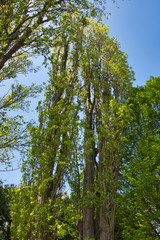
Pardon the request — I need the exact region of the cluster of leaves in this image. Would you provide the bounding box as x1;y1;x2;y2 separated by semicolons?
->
0;0;107;81
0;83;41;164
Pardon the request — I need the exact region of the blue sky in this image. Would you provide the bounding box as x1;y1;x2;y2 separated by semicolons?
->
106;0;160;86
1;0;160;185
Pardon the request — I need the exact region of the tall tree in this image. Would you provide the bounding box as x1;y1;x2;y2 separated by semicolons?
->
10;16;134;240
79;20;134;240
11;14;83;239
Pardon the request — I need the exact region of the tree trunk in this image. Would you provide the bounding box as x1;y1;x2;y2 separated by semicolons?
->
98;137;119;240
82;82;96;239
99;201;116;240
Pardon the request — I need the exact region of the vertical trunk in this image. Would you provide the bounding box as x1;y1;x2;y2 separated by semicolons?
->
83;82;96;239
76;147;84;240
97;83;119;240
98;136;119;240
77;220;83;240
99;200;116;240
83;142;96;239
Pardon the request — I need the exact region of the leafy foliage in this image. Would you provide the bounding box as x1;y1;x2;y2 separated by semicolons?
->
0;83;41;164
0;0;106;81
10;16;135;239
0;0;108;170
117;76;160;240
1;1;160;240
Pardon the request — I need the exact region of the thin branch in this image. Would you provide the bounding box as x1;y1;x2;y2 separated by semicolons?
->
0;167;20;172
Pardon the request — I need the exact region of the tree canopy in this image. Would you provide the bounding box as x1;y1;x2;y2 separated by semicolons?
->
0;0;106;166
0;0;106;81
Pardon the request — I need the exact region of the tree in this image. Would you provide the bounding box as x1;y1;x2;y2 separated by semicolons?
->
117;76;160;240
11;13;83;239
79;19;133;240
0;181;11;240
10;16;134;240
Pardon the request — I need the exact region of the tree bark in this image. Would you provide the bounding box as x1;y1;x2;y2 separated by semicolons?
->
82;81;96;239
98;137;119;240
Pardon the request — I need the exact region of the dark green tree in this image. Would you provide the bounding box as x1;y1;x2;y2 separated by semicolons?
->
117;76;160;240
0;181;11;240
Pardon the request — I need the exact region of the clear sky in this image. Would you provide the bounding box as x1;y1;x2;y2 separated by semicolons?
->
1;0;160;185
106;0;160;86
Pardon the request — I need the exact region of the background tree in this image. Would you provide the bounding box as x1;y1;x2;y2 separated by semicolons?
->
117;76;160;240
0;181;11;240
